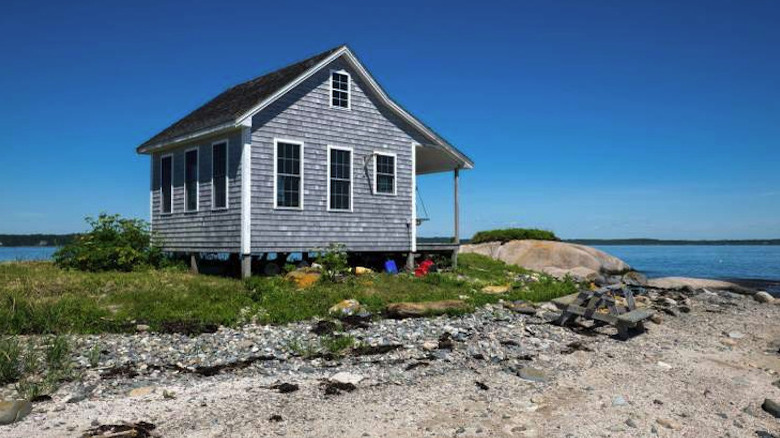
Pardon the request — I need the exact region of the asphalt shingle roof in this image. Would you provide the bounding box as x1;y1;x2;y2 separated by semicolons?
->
138;45;343;151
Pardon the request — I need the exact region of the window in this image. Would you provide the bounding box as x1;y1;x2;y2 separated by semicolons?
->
160;155;173;214
212;141;228;209
185;148;198;212
328;146;352;211
274;140;303;208
374;153;396;195
330;70;350;109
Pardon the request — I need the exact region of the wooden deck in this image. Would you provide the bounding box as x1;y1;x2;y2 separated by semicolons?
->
416;242;459;253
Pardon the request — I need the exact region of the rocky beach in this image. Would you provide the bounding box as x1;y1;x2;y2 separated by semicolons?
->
2;280;779;437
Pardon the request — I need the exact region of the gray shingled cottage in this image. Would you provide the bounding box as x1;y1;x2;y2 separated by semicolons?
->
136;45;473;278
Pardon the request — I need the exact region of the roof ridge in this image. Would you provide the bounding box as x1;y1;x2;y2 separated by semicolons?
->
227;44;346;93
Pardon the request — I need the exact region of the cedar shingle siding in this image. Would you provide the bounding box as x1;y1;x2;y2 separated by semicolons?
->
249;58;422;253
150;133;242;252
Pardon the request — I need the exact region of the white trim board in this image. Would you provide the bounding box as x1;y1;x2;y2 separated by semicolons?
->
372;150;397;196
240;127;252;255
326;144;354;212
329;69;352;110
272;138;305;210
211;139;229;210
138;46;472;170
184;147;200;213
234;47;472;169
159;153;174;215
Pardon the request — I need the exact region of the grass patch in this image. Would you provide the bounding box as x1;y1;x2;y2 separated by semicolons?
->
321;335;356;355
0;262;255;334
0;335;76;400
0;336;22;385
0;254;577;334
471;228;559;244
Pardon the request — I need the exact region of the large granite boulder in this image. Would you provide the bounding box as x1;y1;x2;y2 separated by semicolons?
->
461;240;631;281
0;400;32;425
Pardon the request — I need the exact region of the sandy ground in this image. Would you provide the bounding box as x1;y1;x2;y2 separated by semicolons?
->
3;291;780;437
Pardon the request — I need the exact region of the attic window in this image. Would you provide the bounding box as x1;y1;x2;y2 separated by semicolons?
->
330;71;350;109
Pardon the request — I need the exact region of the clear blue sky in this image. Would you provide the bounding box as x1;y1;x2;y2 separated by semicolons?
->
1;0;778;239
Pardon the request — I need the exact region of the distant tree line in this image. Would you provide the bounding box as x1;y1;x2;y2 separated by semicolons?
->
0;234;77;247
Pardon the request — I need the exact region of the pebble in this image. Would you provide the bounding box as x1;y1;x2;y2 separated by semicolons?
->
762;398;780;418
656;361;673;370
625;418;638;428
612;396;627;407
727;331;745;339
516;367;549;383
128;386;155;397
656;417;681;430
421;341;438;351
330;372;364;386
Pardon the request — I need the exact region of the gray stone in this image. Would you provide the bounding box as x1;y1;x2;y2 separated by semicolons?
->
622;271;648;286
656;418;681;430
773;380;780;389
612;396;627;407
0;400;33;425
728;331;745;339
754;291;774;304
329;372;364;386
762;398;780;418
516;367;549;383
625;418;638;428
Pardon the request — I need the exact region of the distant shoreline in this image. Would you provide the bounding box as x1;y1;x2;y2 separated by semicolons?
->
568;239;780;246
415;237;780;246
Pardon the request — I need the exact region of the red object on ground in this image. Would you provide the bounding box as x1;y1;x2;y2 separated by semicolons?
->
414;260;435;277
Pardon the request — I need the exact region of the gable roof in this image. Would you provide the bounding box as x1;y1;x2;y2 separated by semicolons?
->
136;45;473;169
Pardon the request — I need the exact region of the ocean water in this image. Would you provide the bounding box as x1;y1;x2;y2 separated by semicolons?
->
0;246;58;262
595;245;780;295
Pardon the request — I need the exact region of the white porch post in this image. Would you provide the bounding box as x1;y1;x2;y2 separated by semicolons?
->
240;126;253;278
452;167;460;268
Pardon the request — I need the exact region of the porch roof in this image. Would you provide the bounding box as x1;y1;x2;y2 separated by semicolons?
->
416;143;470;174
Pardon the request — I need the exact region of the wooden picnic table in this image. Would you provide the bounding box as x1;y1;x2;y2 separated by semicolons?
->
552;285;654;340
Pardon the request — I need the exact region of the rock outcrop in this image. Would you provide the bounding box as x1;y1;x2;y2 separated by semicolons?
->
461;240;631;281
646;277;752;293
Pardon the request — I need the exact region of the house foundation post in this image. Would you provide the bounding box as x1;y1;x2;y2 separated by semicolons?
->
241;255;252;279
189;252;199;274
406;252;415;272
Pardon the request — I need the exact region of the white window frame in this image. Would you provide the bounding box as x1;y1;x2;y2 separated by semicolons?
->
326;145;354;212
211;139;229;211
159;153;174;215
272;138;305;210
184;147;199;212
329;69;351;110
373;151;397;196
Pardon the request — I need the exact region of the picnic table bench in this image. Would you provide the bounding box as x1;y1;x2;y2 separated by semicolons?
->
552;285;654;340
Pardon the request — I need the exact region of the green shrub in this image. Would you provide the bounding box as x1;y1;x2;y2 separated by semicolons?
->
315;243;350;282
54;213;164;272
470;228;559;244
